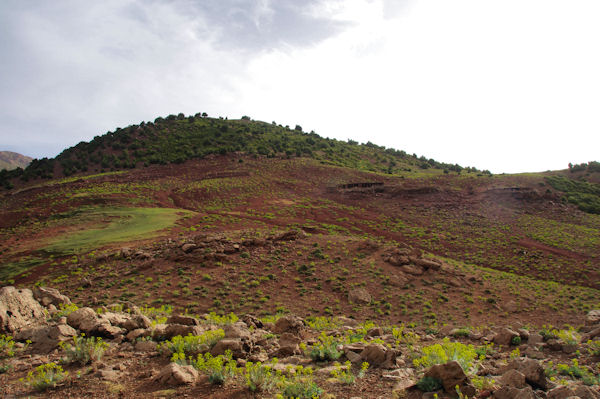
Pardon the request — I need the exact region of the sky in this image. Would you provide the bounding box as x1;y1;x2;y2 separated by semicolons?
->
1;0;599;173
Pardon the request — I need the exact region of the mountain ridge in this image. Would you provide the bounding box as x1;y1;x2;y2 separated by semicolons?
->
0;151;32;171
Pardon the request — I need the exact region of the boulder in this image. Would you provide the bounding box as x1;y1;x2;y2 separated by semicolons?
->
167;315;200;326
181;243;197;253
401;264;424;275
135;340;157;352
424;361;476;397
412;258;442;271
242;314;263;329
67;307;99;331
272;315;304;334
210;338;246;358
586;309;600;326
547;386;577;399
359;343;398;369
493;386;536;399
573;385;600;399
387;256;410;266
270;332;301;357
154;363;198;385
502;358;548;390
224;322;251;339
0;287;46;333
348;288;371;305
163;324;204;340
32;286;71;307
493;327;520;347
15;324;77;352
500;369;527;389
67;307;123;338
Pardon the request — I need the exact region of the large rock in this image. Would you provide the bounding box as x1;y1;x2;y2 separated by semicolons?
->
224;322;251;339
167;315;200;326
270;332;301;357
424;361;476;397
15;324;77;352
67;307;123;338
500;369;527;389
493;386;536;399
586;309;600;326
154;363;198;385
359;343;398;369
102;312;151;331
0;287;46;333
210;338;246;358
67;307;99;331
493;327;520;347
411;257;442;271
32;286;71;307
272;315;304;334
502;358;548;390
348;288;372;304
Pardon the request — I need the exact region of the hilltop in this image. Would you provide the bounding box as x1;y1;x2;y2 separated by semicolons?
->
0;113;599;398
0;151;32;171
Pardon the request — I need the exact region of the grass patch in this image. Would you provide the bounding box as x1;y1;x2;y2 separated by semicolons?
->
43;206;194;255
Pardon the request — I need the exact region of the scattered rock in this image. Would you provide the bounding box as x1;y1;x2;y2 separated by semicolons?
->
17;324;77;352
272;315;304;334
167;315;200;326
502;358;548;390
0;286;46;333
32;286;71;307
135;340;157;352
359;344;399;369
348;288;372;304
154;363;198;385
493;327;520;347
586;309;600;326
411;257;442;270
500;369;527;389
493;385;536;399
181;243;197;253
401;264;424;275
210;338;246;358
424;361;476;397
224;322;251;339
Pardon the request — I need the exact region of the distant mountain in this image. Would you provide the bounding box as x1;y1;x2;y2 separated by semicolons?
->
0;151;32;170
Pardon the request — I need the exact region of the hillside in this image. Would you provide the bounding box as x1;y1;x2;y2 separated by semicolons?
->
0;151;32;171
0;113;600;398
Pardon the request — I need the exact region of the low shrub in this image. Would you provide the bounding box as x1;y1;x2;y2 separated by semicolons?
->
309;333;342;361
60;334;108;365
413;338;478;372
416;376;443;392
159;330;224;355
21;363;68;391
244;361;280;392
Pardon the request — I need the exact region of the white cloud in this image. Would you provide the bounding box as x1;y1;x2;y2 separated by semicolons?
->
0;0;598;173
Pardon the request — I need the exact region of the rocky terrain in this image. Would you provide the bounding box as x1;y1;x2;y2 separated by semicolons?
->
1;115;599;398
1;285;600;398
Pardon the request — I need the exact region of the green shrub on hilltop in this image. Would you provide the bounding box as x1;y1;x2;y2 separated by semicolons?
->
0;114;480;188
546;175;600;214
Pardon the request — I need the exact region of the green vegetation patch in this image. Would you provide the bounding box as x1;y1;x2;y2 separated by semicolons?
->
43;207;193;255
0;257;46;283
546;175;600;214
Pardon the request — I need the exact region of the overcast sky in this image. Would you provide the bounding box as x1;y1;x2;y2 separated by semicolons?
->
1;0;599;173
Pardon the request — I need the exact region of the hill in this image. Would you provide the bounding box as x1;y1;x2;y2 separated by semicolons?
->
0;151;32;171
0;113;600;398
0;113;485;189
